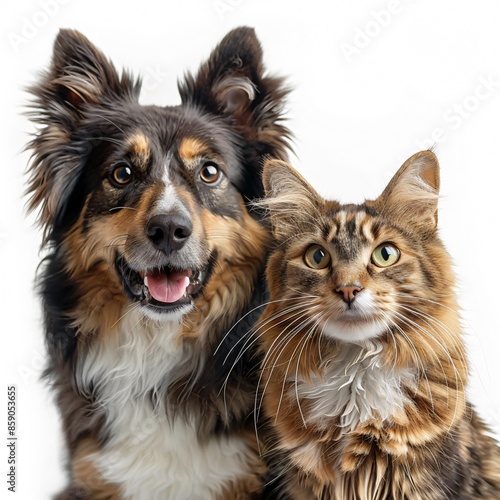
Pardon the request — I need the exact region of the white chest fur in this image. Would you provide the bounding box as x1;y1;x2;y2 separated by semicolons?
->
94;411;252;500
79;307;252;499
296;342;415;431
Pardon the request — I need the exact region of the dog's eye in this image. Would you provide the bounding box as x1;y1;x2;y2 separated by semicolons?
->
111;163;133;186
199;162;221;184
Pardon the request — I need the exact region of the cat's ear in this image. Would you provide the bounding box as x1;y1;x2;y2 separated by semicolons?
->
376;150;440;233
262;159;323;239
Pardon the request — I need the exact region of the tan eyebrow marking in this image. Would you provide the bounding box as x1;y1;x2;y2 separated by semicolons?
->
178;137;211;161
127;132;150;169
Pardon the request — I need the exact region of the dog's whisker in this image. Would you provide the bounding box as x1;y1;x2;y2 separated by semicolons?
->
109;206;138;212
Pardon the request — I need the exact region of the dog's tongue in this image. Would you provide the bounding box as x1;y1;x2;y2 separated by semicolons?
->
144;269;190;303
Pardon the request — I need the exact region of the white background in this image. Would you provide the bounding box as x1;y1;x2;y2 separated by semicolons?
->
2;1;500;498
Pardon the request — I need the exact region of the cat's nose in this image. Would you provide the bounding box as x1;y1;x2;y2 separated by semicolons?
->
335;284;363;305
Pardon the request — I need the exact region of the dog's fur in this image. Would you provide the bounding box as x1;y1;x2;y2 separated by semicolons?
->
26;28;290;499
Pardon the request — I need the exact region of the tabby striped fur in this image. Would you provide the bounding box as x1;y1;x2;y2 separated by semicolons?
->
258;151;500;499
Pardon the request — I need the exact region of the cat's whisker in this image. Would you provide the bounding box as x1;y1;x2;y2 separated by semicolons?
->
258;312;321;422
396;304;468;371
293;312;326;427
216;296;311;358
392;315;439;405
260;310;320;423
254;307;319;445
276;311;323;423
277;325;314;427
392;311;463;426
393;292;460;315
262;312;317;373
394;310;461;383
257;303;319;363
219;299;318;405
381;313;430;404
262;457;297;490
285;287;319;300
219;302;312;405
254;152;500;495
392;311;465;430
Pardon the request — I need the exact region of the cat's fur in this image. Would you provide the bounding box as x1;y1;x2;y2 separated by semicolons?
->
258;151;500;499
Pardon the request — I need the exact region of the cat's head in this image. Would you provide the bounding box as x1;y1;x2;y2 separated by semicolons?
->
261;151;458;348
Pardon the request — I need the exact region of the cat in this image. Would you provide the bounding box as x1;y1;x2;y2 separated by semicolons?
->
257;151;500;499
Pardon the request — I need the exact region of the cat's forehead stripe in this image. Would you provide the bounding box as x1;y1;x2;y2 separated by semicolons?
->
361;217;375;242
327;224;338;241
328;208;377;260
345;214;357;238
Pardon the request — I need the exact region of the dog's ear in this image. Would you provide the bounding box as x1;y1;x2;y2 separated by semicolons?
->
26;30;140;240
179;27;290;160
30;29;139;128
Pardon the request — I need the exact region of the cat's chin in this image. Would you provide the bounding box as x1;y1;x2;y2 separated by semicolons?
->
323;319;386;344
323;289;388;344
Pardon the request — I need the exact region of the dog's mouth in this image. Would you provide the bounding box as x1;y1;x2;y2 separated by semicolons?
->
115;255;213;313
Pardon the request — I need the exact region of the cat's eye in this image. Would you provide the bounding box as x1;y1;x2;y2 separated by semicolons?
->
304;245;331;270
199;162;222;184
371;244;400;268
111;163;133;186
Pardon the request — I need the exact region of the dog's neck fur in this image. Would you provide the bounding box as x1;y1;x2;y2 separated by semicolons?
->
70;222;270;498
79;308;257;499
72;215;270;417
78;309;184;408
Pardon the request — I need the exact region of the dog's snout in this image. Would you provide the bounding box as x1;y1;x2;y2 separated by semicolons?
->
146;213;193;253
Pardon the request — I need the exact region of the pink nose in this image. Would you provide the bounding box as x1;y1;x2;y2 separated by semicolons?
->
335;284;362;304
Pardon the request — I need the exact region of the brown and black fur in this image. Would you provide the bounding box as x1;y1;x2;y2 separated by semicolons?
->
258;152;500;499
26;28;290;498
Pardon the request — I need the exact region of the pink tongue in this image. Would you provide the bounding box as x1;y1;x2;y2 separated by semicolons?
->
144;269;190;303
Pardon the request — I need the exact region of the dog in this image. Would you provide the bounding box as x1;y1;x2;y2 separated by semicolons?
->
26;27;290;499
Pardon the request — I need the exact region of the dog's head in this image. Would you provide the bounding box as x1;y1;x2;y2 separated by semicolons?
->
27;28;289;324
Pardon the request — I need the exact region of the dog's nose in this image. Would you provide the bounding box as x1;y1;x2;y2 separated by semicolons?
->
146;213;193;253
335;284;363;305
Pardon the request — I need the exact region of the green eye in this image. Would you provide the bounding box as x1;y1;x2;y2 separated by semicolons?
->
372;244;400;268
304;245;331;270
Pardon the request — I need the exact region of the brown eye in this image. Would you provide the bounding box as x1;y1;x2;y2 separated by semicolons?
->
199;162;221;184
372;244;400;268
111;163;133;186
304;245;331;270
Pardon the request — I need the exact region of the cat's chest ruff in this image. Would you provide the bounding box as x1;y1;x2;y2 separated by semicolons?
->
295;342;415;431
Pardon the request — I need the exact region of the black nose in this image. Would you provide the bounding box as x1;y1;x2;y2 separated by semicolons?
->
146;212;193;253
